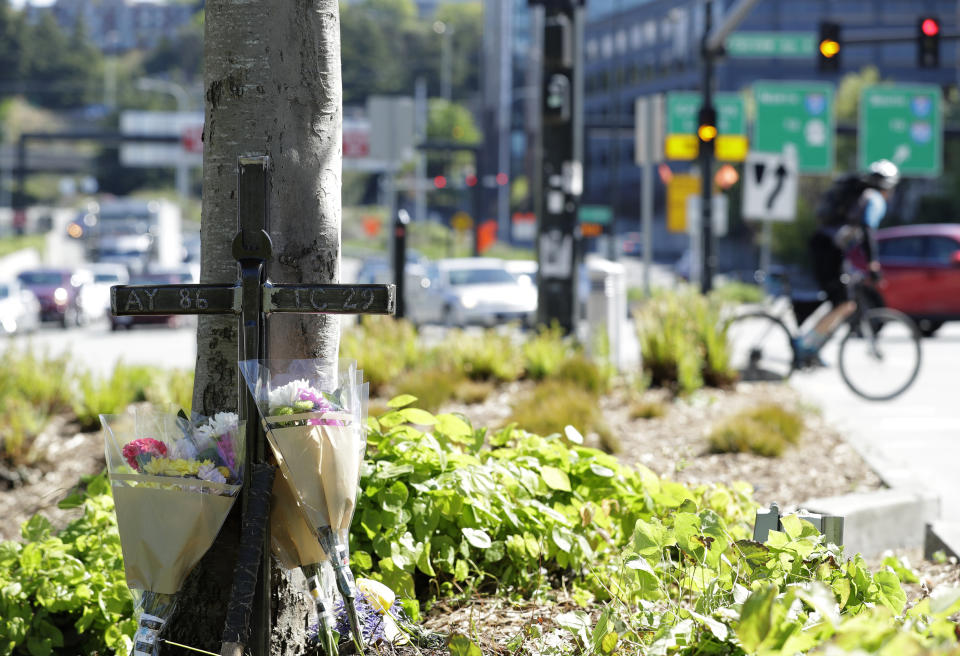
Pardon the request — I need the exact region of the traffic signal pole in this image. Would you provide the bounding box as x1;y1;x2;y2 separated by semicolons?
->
699;0;715;295
530;0;584;333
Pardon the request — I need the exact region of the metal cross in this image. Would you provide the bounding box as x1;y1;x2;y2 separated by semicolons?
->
110;155;395;656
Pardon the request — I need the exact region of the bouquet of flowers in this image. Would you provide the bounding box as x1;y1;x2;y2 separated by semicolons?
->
102;407;245;656
239;359;368;655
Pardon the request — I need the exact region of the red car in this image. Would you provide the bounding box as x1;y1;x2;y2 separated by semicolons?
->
854;223;960;337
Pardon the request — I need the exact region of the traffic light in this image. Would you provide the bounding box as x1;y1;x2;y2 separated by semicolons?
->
697;106;717;156
918;16;940;68
818;21;841;72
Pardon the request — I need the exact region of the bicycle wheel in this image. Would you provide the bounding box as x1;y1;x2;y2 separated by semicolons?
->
726;312;795;382
838;308;921;401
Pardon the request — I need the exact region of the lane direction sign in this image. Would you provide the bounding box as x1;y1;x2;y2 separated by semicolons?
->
743;148;799;222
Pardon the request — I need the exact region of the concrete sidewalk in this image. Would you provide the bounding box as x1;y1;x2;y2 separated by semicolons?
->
790;325;960;556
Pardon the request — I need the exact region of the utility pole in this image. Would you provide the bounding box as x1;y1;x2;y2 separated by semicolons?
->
136;77;195;202
529;0;584;333
699;0;715;294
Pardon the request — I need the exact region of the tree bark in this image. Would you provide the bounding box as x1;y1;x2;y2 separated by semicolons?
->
171;1;343;653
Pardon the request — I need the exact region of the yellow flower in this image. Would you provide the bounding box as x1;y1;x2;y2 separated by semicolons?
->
217;466;230;479
143;458;204;477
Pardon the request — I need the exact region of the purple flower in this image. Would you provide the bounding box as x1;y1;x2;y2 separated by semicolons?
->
298;389;346;426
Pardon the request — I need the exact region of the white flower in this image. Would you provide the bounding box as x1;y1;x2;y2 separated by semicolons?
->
206;412;240;438
170;437;199;460
197;462;226;484
268;379;310;410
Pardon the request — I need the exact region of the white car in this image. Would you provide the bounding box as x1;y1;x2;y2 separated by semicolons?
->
80;263;130;322
405;258;537;327
0;280;40;335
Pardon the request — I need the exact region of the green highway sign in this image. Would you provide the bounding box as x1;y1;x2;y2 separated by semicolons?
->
859;84;942;177
666;91;746;136
578;205;613;225
665;92;748;161
725;32;816;58
753;81;835;173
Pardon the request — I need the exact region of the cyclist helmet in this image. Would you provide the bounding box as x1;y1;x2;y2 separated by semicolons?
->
864;159;900;190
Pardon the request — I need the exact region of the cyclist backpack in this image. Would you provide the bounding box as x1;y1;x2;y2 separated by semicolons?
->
816;174;868;227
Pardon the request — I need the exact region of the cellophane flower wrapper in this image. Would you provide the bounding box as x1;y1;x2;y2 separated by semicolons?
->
101;407;245;656
238;359;368;544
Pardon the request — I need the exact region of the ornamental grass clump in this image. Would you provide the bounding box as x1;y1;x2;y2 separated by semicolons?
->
505;380;618;452
634;287;736;393
439;329;524;382
707;403;806;457
0;348;73;464
522;322;574;380
339;316;422;394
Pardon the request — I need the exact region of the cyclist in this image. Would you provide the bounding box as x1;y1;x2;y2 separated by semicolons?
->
795;159;900;364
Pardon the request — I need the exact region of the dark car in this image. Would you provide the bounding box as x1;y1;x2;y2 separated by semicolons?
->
17;268;91;328
109;271;194;330
851;223;960;336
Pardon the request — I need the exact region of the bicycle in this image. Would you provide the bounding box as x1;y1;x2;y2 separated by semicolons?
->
725;270;922;401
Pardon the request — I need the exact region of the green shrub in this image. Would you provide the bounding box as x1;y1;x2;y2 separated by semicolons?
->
339;316;422;393
0;348;75;463
504;380;618;451
707;416;787;457
522;323;573;380
389;367;463;413
745;403;805;444
551;352;612;395
629;399;667;420
72;364;193;432
707;404;805;457
0;474;135;655
439;329;523;382
635;288;735;393
709;280;765;305
451;379;494;405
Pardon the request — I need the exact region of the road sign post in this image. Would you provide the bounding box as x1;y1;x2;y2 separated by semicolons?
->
635;95;663;295
859;84;942;176
110;156;395;656
753;81;835;173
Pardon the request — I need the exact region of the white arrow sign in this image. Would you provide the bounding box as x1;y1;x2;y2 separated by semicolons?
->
743;148;798;222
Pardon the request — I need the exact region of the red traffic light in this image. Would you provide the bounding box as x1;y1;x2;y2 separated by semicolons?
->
495;172;509;186
433;175;447;189
922;18;940;37
465;174;478;187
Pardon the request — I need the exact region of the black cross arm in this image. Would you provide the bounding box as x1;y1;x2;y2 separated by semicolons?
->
111;284;241;316
264;283;395;315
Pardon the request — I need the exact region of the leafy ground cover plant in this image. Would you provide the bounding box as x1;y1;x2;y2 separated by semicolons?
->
0;474;134;655
707;403;806;457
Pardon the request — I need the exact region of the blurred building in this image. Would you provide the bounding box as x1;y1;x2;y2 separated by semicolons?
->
26;0;195;52
581;0;958;260
486;0;958;261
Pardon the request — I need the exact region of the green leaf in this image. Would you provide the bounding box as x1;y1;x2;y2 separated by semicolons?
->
540;466;571;492
832;577;851;609
447;635;482;656
461;528;492;549
435;413;472;440
387;394;418;408
416;539;436;577
551;527;572;553
779;514;804;539
351;550;373;571
736;584;778;652
633;519;670;557
600;631;618;654
20;516;52;542
399;408;436;426
873;570;907;614
588;463;615;477
556;610;591;646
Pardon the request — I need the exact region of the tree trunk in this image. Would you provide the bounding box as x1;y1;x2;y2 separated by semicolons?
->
170;1;343;653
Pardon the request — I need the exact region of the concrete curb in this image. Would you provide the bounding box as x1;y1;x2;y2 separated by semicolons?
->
924;521;960;562
801;488;940;559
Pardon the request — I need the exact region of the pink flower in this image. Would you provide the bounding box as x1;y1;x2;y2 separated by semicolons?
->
122;438;167;472
298;389;345;426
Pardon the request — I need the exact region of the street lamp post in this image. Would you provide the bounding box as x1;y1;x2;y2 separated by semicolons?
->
135;78;194;201
433;21;454;101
